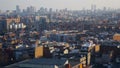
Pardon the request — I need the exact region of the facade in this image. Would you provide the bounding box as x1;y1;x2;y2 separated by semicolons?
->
46;30;79;43
80;42;95;66
0;20;7;33
43;46;54;58
35;16;49;32
0;17;22;32
94;44;100;53
113;33;120;41
35;46;43;58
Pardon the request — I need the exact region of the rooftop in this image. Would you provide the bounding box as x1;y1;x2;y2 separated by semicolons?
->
21;58;67;65
5;58;68;68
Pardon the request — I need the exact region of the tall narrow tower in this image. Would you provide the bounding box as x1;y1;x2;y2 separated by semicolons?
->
16;5;21;13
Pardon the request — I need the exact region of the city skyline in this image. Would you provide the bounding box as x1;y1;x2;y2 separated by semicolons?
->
0;0;120;11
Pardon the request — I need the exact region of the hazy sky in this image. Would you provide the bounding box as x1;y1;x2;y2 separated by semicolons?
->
0;0;120;11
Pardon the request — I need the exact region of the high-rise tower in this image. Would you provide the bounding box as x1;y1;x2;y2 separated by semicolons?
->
16;5;21;13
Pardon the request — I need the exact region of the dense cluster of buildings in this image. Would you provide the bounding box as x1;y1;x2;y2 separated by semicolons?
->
0;5;120;68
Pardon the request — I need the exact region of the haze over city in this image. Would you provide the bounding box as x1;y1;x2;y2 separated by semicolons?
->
0;0;120;11
0;0;120;68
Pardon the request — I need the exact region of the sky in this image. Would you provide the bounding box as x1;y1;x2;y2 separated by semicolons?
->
0;0;120;11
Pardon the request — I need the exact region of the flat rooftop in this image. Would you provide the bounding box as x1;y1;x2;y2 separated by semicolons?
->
5;58;68;68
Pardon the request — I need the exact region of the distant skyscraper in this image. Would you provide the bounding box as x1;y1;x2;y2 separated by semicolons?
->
30;6;36;13
91;4;96;11
56;9;58;12
39;7;45;14
27;6;36;13
44;8;48;13
103;7;107;11
49;8;52;13
91;4;96;14
64;8;67;12
16;5;21;13
0;10;1;14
